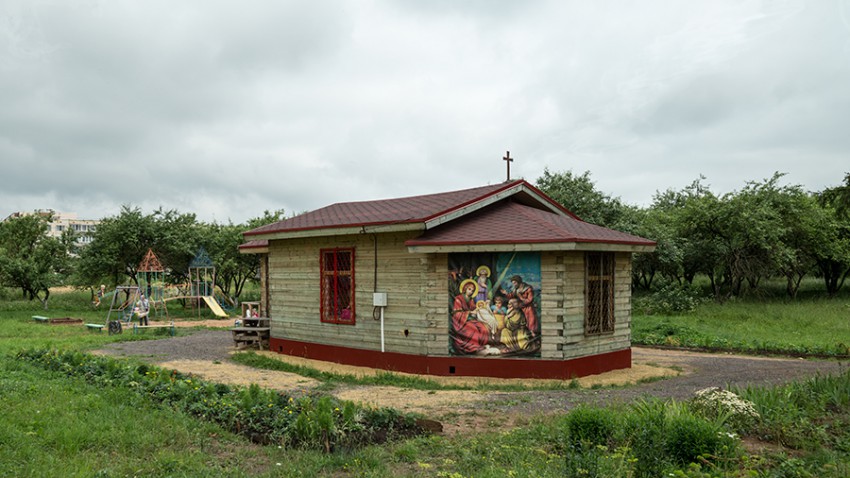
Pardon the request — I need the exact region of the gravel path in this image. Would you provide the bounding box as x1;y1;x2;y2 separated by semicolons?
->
490;347;850;418
96;329;850;433
100;329;235;363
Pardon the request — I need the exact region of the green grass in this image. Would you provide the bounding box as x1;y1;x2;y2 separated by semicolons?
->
2;286;850;476
0;359;269;477
633;293;850;357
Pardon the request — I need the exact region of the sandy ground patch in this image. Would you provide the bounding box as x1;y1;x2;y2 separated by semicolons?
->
153;350;678;435
157;359;320;391
169;319;235;328
154;349;678;415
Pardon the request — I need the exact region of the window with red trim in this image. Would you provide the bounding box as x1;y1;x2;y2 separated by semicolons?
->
320;248;355;324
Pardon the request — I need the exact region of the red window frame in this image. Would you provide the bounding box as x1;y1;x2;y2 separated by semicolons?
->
320;248;355;325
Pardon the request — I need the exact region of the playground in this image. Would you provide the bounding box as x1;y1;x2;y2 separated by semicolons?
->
85;248;245;335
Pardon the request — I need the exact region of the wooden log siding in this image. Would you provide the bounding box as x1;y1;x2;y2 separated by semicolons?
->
422;253;449;355
541;251;632;360
267;234;632;359
268;232;443;355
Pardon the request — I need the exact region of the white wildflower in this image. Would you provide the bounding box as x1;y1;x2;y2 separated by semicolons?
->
691;387;760;430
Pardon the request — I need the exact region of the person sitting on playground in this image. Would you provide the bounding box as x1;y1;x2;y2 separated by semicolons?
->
93;284;106;307
137;294;150;326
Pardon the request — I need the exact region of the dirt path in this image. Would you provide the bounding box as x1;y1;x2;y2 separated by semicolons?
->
97;329;850;435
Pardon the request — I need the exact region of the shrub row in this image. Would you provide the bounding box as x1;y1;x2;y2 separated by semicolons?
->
633;283;703;315
554;371;850;477
736;370;850;452
16;348;425;452
558;400;740;477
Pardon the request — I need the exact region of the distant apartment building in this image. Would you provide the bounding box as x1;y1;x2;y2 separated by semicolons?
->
3;209;99;246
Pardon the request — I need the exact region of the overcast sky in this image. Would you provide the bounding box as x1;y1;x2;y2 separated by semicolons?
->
2;1;850;224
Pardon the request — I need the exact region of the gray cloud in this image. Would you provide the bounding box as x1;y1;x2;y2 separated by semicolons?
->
1;0;848;223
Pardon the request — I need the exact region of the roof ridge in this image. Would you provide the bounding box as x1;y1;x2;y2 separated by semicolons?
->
245;180;527;237
326;180;523;207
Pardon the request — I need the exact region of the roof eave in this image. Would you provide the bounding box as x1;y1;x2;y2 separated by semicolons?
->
406;241;656;254
247;222;425;241
238;246;269;255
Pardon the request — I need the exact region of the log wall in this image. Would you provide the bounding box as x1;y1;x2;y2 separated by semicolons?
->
267;232;445;355
267;234;632;359
540;251;632;360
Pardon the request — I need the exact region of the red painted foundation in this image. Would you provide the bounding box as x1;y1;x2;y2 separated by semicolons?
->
269;337;631;379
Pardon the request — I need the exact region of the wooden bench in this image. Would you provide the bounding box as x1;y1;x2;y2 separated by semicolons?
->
33;315;49;323
132;323;176;336
231;326;270;350
85;323;105;332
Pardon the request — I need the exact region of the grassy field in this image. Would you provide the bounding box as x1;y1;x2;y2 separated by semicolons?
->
633;280;850;357
2;286;849;477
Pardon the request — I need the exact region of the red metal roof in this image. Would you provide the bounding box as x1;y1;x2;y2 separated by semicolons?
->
241;179;654;248
405;200;656;247
238;239;268;250
244;180;531;236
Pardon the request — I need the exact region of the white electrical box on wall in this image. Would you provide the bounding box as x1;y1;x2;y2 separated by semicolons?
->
373;292;387;307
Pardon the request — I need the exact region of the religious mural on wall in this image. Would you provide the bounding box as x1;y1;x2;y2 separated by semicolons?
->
448;252;541;357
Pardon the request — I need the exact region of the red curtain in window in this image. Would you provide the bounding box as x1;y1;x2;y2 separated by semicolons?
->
320;248;355;324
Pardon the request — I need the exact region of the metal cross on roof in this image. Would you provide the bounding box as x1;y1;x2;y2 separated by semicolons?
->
503;150;513;181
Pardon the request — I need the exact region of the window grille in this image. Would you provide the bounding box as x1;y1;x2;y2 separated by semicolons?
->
585;252;615;335
320;248;355;324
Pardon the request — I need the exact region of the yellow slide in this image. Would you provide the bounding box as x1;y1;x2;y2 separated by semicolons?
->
201;296;229;318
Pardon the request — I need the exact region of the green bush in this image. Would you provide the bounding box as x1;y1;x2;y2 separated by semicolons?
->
737;370;850;451
561;407;625;477
633;320;707;347
558;401;740;477
634;283;703;316
623;399;669;478
564;405;619;448
665;413;736;465
16;348;424;451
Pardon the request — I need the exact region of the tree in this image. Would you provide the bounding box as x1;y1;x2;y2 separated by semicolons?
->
536;168;627;227
768;186;822;298
75;206;156;287
810;219;850;296
151;208;203;288
75;206;201;289
820;172;850;220
812;176;850;296
626;206;684;290
0;213;71;308
205;210;287;300
652;177;722;287
201;222;251;300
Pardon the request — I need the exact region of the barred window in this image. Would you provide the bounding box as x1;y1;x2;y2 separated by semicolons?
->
585;252;615;335
320;248;355;325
